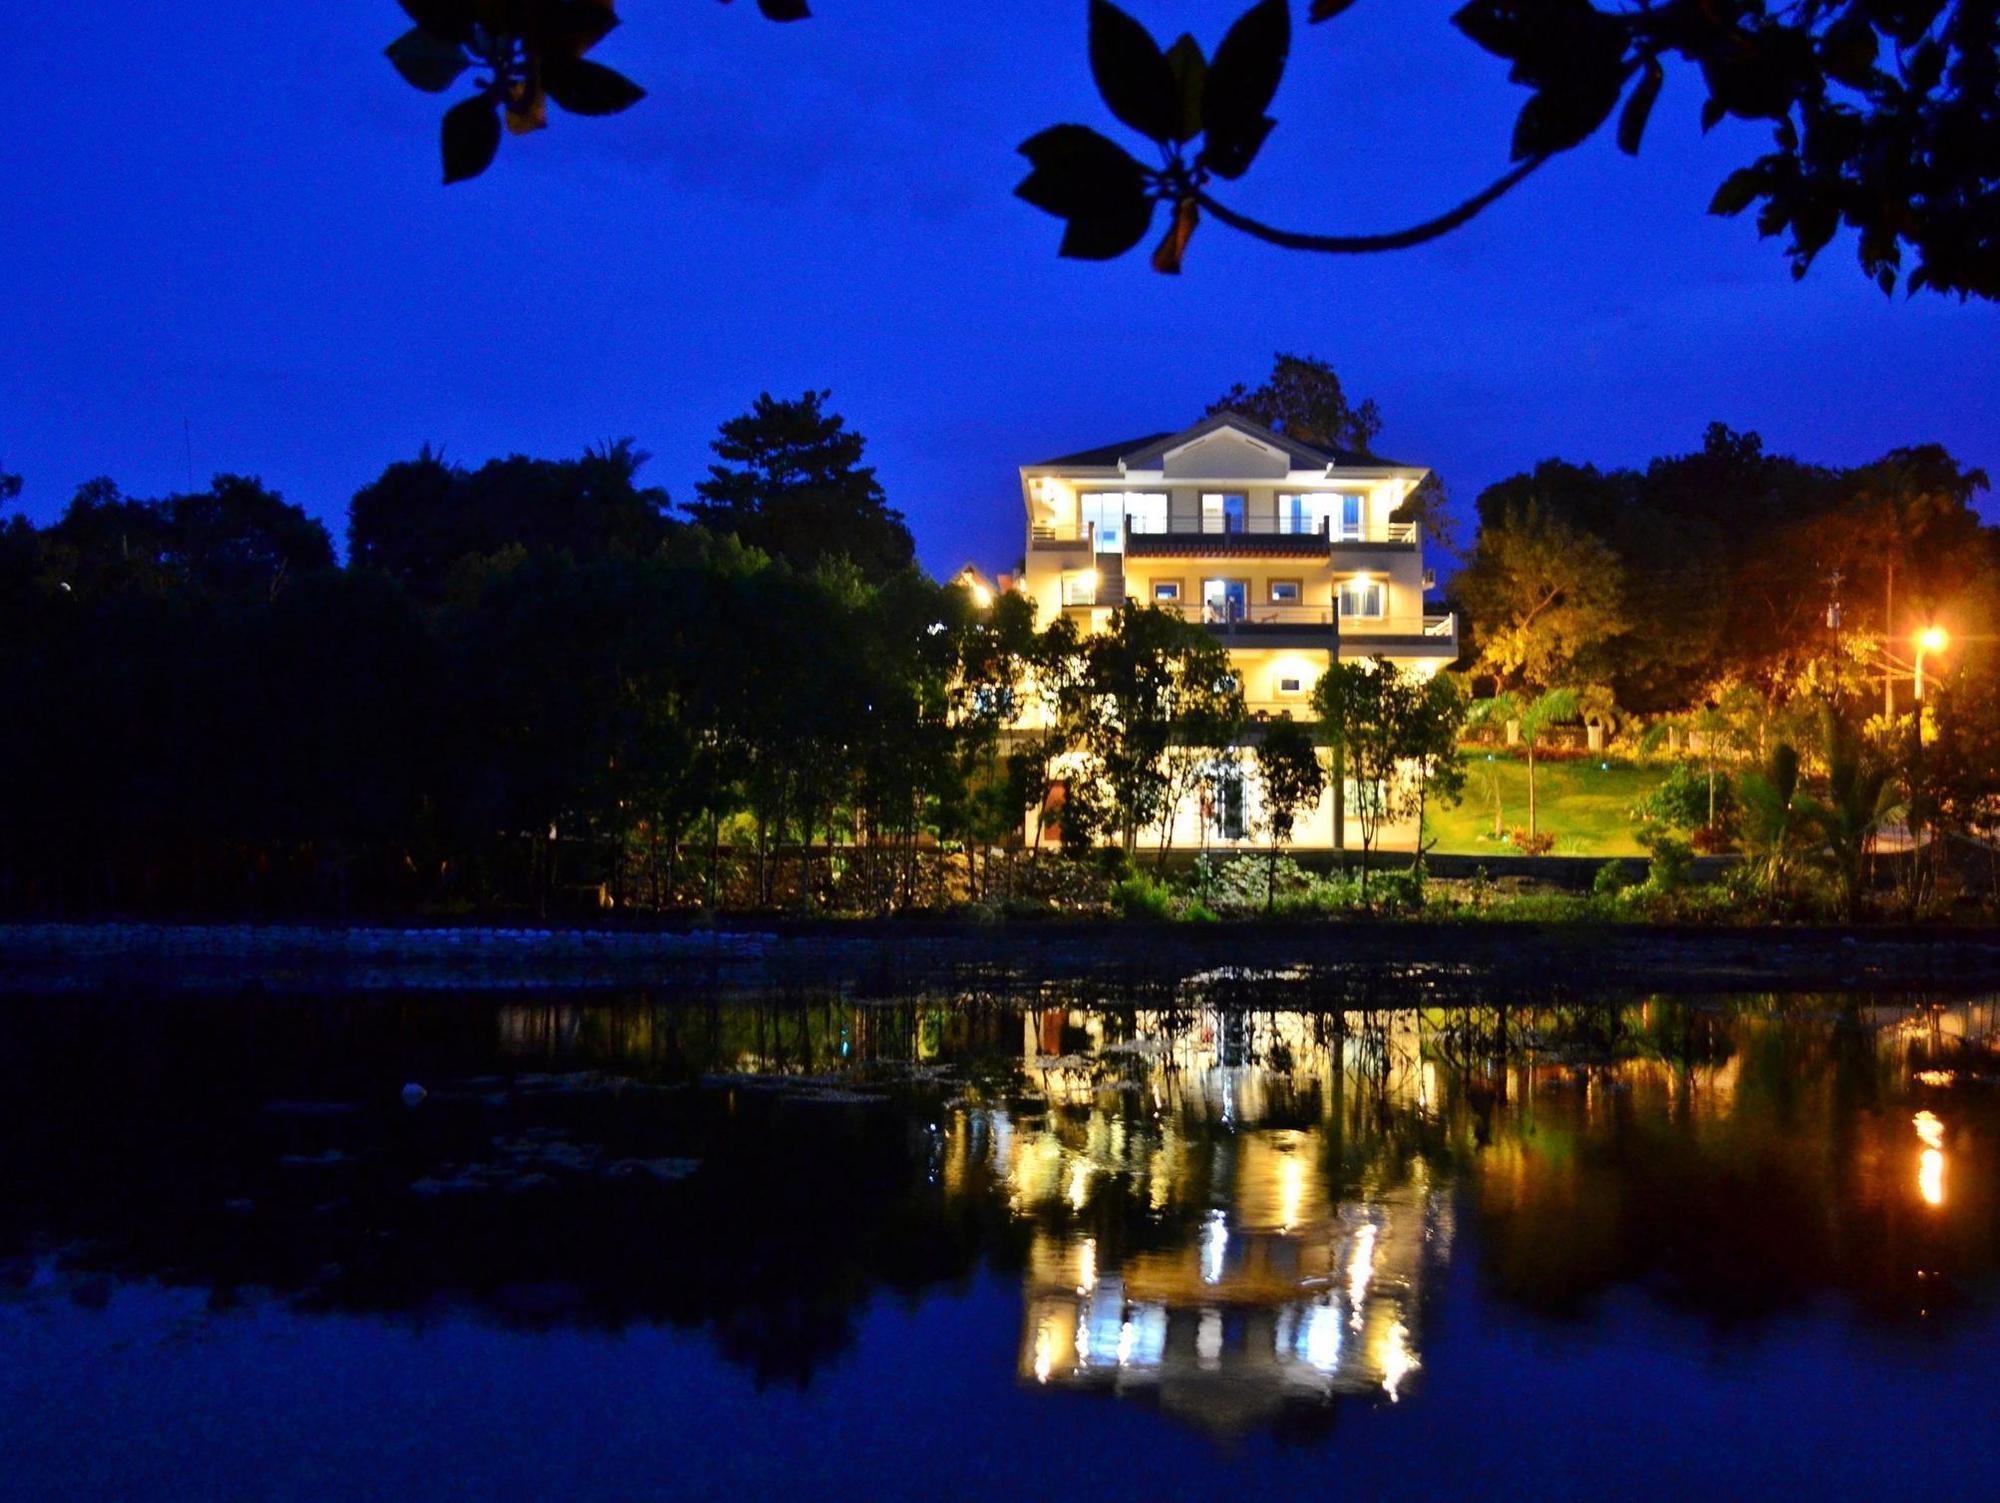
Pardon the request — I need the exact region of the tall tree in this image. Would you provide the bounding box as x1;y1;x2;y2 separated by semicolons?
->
1209;353;1453;546
1251;714;1325;910
1311;659;1432;895
688;391;914;583
349;440;672;600
1466;686;1581;843
1208;353;1382;454
1458;498;1627;692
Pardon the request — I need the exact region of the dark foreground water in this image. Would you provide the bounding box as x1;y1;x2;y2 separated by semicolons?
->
4;982;2000;1500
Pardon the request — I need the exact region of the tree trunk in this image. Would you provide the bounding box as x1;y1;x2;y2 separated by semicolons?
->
1331;744;1345;852
1527;742;1538;840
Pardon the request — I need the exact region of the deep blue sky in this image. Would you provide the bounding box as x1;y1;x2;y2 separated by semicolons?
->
6;1;1996;576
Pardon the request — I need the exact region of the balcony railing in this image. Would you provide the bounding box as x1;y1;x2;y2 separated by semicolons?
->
1030;517;1419;548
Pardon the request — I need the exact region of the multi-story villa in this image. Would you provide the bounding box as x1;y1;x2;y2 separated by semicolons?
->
1010;411;1458;851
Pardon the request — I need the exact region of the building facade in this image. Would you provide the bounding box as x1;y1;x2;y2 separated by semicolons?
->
1014;412;1458;851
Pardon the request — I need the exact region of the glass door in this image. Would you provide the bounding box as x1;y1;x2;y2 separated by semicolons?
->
1203;578;1247;623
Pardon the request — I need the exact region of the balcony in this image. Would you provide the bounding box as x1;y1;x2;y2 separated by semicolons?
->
1338;612;1460;660
1158;600;1340;650
1030;517;1419;556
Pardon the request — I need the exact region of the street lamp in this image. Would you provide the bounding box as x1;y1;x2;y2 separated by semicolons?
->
1915;626;1949;700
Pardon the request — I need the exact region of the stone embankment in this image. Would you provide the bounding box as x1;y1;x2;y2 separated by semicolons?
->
3;919;2000;997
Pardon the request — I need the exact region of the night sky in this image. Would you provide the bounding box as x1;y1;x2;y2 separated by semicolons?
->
7;0;1996;577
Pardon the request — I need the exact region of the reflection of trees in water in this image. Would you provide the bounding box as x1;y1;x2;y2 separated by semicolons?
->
1;989;1998;1403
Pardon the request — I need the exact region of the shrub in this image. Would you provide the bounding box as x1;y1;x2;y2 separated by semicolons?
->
1640;828;1695;893
1182;900;1221;923
1689;823;1733;854
1096;846;1134;882
1194;854;1311;914
1634;762;1737;832
1593;860;1633;895
1112;874;1173;920
1368;865;1428;914
1508;828;1556;856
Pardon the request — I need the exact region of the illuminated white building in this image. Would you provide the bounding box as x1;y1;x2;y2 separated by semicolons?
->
1013;411;1457;850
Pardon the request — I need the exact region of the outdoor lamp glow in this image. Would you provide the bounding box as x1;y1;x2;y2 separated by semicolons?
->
1915;626;1949;700
1078;568;1099;594
970;583;992;608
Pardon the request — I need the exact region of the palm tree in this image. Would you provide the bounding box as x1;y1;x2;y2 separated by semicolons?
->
1467;687;1580;842
1737;741;1806;902
1810;705;1899;921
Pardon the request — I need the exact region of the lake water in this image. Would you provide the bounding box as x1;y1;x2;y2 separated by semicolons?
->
3;982;1999;1500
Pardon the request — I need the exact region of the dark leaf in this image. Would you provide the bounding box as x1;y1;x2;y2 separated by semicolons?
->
1059;197;1157;260
1617;56;1662;155
1820;9;1878;89
1200;115;1275;179
442;94;502;183
1707;166;1763;216
1308;0;1360;19
1017;125;1150;215
756;0;812;20
399;0;475;43
1200;0;1296;135
1451;0;1520;59
1699;29;1813;123
386;27;470;93
1511;76;1622;158
1016;126;1154;259
545;57;647;115
527;0;622;58
1699;94;1726;132
1089;0;1181;144
1165;35;1207;143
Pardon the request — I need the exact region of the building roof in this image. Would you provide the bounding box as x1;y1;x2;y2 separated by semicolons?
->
1026;412;1415;474
1029;432;1177;468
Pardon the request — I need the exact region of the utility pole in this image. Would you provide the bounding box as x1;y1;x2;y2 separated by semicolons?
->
1884;559;1896;720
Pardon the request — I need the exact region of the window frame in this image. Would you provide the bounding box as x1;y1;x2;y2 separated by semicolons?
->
1338;493;1365;542
1267;578;1302;605
1200;492;1248;535
1337;578;1385;619
1150;578;1183;604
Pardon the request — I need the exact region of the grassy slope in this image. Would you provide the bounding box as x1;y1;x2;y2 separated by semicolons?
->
1425;756;1666;857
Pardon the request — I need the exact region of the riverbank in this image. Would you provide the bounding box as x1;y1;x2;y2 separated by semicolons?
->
3;918;1998;997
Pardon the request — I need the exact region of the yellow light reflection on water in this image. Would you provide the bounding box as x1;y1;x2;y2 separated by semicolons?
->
1915;1110;1946;1207
1066;1160;1091;1211
1278;1154;1305;1233
1347;1222;1377;1330
1378;1319;1419;1402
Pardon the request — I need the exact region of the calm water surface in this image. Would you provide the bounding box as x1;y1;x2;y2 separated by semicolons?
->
3;982;1999;1499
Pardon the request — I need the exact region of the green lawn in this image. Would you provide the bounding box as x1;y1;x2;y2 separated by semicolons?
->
1425;755;1667;857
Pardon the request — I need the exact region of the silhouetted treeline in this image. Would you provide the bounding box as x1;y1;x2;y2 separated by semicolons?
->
0;408;1021;919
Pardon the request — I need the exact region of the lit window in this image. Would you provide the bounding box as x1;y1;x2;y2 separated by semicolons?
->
1270;580;1300;603
1277;493;1338;536
1339;494;1365;541
1152;580;1181;602
1278;676;1303;695
1200;493;1247;534
1338;580;1384;619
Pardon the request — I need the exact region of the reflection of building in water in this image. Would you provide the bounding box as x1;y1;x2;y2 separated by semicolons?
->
943;1007;1448;1433
1015;1184;1434;1434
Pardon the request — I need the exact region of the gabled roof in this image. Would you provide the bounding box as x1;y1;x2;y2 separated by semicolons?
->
1024;411;1417;474
1029;432;1177;469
